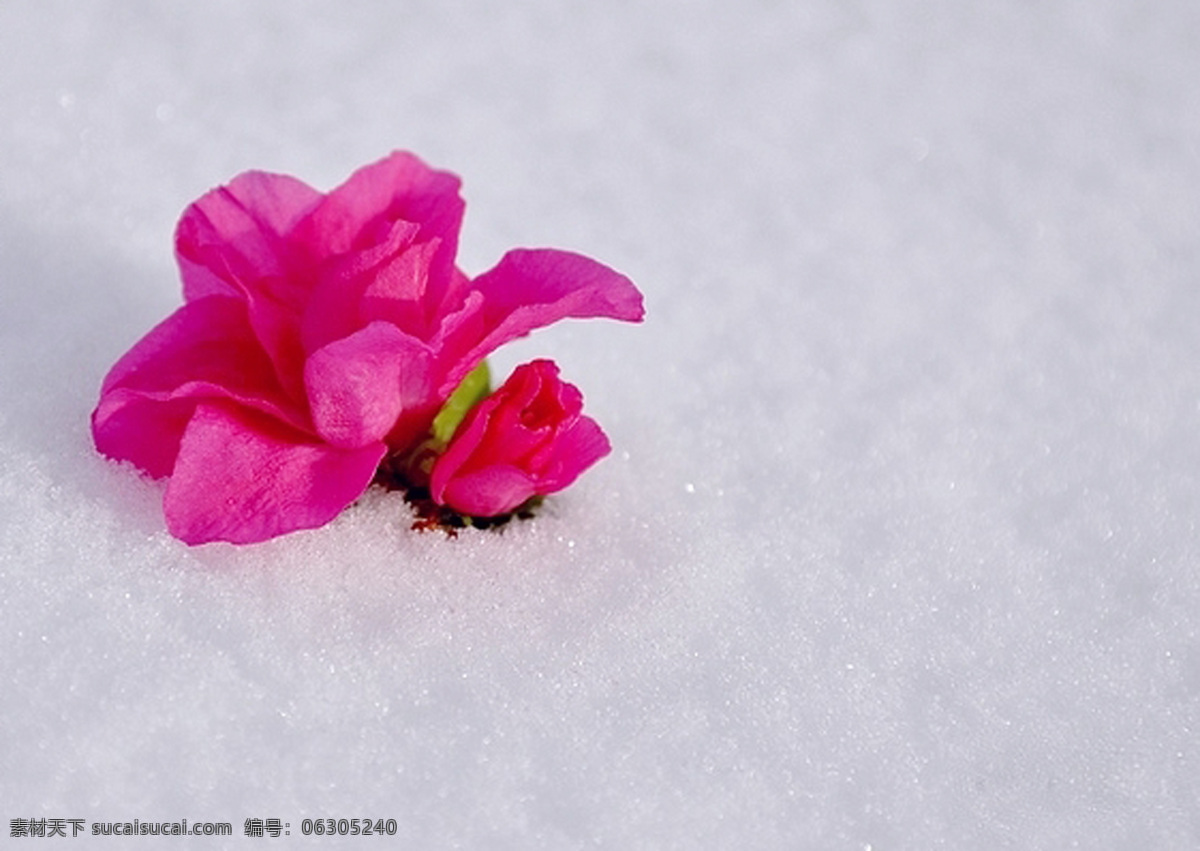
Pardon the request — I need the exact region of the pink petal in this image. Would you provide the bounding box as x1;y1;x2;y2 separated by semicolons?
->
436;248;645;394
175;170;322;303
293;151;465;303
303;321;435;448
92;393;201;479
468;359;567;464
93;296;308;477
356;236;443;338
297;223;427;354
428;360;611;516
164;403;385;545
437;465;539;518
175;171;326;397
530;414;611;491
427;389;496;499
100;296;289;402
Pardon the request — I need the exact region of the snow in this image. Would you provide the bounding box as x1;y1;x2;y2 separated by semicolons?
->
4;1;1200;847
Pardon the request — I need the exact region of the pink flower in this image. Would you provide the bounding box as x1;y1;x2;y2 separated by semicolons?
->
92;152;643;544
429;360;611;517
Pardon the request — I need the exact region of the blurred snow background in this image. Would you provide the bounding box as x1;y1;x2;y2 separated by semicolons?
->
3;0;1200;847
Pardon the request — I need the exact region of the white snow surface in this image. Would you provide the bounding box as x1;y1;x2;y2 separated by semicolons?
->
3;1;1200;847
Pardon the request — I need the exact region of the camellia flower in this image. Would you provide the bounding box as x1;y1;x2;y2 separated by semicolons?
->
92;152;643;544
429;360;610;518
